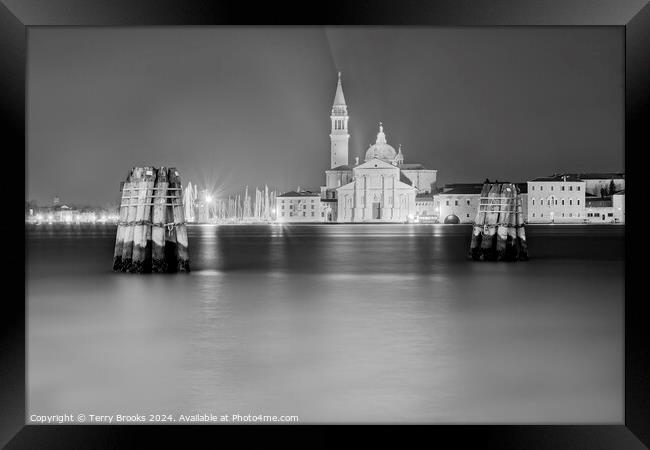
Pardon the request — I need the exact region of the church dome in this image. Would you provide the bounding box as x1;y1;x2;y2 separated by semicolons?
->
365;123;397;163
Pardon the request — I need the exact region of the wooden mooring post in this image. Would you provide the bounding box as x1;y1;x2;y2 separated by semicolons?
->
130;167;156;273
121;167;143;271
112;169;133;270
151;167;169;273
515;188;529;261
113;166;190;273
469;183;491;260
479;183;502;261
168;168;190;272
469;181;528;262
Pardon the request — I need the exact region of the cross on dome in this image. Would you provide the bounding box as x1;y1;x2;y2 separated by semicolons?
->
376;122;387;145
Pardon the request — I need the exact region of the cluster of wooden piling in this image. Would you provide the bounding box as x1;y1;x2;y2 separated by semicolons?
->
113;167;190;273
469;182;528;261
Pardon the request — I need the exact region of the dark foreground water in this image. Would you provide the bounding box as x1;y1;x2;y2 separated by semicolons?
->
27;224;624;423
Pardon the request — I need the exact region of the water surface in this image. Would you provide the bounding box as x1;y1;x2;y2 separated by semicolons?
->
27;224;624;423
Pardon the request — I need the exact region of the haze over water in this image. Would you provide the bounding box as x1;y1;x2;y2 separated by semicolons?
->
27;224;623;423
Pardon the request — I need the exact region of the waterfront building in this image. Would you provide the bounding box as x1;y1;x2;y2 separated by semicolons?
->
54;204;76;223
585;189;625;223
433;183;528;224
527;173;625;224
527;174;586;223
415;193;437;222
578;173;624;197
435;184;483;224
336;151;418;222
78;211;97;223
276;191;326;222
322;74;437;223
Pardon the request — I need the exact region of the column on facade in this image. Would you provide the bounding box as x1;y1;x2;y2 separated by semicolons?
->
352;178;357;222
392;176;396;220
381;174;385;221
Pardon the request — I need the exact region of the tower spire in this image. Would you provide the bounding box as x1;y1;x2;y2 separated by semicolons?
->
333;72;346;106
330;72;350;169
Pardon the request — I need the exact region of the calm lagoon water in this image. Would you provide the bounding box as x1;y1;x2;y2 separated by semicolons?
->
26;224;624;423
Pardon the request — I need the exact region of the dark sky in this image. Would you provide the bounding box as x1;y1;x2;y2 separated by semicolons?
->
28;27;623;206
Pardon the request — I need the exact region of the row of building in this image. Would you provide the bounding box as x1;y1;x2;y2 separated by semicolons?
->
275;73;625;224
26;203;120;224
277;172;625;225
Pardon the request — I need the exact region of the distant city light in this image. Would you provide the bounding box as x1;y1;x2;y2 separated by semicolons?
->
206;194;213;204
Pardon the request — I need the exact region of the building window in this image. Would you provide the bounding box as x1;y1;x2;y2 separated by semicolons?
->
569;213;572;217
551;186;554;191
540;185;543;191
595;213;600;217
562;200;565;206
311;205;314;209
533;213;535;218
569;200;572;205
466;214;470;218
281;212;285;217
577;200;580;205
577;186;581;191
532;199;535;205
608;213;613;217
541;213;544;217
311;212;315;216
466;200;470;206
555;199;557;205
569;186;573;191
454;200;458;206
561;186;565;191
532;186;535;191
446;200;449;206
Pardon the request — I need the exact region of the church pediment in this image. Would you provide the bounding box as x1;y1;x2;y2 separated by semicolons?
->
354;158;399;171
335;178;417;192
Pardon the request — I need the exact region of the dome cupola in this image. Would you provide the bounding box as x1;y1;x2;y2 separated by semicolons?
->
364;122;397;163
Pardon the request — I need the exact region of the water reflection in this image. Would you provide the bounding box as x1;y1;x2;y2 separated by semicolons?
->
27;224;623;423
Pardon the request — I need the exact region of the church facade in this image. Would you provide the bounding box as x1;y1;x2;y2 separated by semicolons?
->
321;74;437;223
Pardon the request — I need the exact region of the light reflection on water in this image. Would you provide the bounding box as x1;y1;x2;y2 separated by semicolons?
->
27;224;623;423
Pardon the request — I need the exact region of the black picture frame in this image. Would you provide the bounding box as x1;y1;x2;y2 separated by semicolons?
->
4;0;648;447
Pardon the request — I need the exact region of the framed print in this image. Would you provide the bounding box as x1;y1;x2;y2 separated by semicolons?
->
3;0;649;447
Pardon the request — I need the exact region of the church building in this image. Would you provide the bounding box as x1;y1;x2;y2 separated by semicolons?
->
321;73;438;222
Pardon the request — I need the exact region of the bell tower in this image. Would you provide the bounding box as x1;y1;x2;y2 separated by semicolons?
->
330;72;349;169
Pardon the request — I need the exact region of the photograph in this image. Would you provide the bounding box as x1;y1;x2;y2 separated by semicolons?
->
24;25;627;426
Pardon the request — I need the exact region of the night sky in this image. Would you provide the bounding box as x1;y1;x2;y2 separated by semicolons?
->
27;27;623;206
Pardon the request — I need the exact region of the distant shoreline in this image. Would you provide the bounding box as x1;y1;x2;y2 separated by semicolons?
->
25;222;625;227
